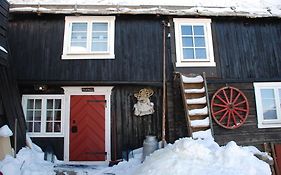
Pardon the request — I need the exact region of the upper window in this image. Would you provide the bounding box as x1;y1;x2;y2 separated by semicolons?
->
62;16;115;59
22;95;65;137
254;82;281;128
173;18;215;67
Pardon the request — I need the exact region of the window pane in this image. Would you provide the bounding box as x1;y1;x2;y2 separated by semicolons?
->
261;89;274;99
27;99;34;109
47;99;53;109
55;100;61;109
34;122;41;132
46;111;53;121
193;26;204;35
261;89;277;120
72;23;87;31
183;48;194;59
92;23;108;31
46;122;53;132
182;37;193;47
34;111;41;121
181;26;192;35
54;111;61;121
54;122;61;132
26;111;33;121
195;48;207;59
27;122;33;132
92;42;108;52
35;99;41;109
71;23;87;52
194;37;206;47
92;32;108;42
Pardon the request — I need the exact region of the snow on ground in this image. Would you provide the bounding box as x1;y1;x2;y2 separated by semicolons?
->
0;125;13;137
0;135;272;175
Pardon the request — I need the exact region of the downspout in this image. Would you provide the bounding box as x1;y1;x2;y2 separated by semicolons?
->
161;20;167;147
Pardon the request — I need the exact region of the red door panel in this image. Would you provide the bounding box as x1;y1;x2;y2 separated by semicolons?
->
70;95;106;161
275;144;281;174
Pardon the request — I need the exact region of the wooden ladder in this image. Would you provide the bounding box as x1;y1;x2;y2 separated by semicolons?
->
178;72;214;139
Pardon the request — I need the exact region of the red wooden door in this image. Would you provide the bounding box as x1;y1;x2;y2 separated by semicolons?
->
69;95;106;161
275;144;281;174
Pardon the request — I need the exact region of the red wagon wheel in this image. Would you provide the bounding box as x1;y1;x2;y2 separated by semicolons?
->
211;86;249;129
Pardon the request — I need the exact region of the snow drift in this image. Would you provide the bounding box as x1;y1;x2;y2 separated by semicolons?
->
132;138;271;175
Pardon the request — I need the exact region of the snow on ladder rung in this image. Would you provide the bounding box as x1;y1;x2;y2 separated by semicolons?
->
188;106;208;116
190;117;210;127
192;129;213;140
185;87;205;94
182;75;203;83
186;96;206;104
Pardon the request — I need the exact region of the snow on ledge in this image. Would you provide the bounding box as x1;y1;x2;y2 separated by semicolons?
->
188;106;208;116
182;75;203;83
0;46;8;54
185;87;205;93
8;0;281;18
191;117;210;127
186;96;206;104
0;125;13;137
192;129;212;139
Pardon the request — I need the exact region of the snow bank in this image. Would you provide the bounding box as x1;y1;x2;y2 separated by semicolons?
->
0;142;55;175
0;125;13;137
133;138;271;175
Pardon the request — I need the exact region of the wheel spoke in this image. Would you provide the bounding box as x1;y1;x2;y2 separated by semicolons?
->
219;110;229;123
232;93;241;104
233;110;245;121
222;89;230;103
226;112;231;127
213;103;228;108
230;88;233;103
234;100;246;107
231;111;238;126
213;108;228;115
234;107;248;112
215;95;228;105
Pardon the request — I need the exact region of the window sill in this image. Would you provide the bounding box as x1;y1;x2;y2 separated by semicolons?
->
61;53;115;60
258;122;281;128
176;61;216;67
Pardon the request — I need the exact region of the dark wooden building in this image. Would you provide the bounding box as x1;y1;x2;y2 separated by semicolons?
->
6;1;281;171
0;0;26;152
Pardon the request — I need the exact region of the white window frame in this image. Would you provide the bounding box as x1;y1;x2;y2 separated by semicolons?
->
173;18;215;67
254;82;281;128
62;16;115;60
22;95;65;137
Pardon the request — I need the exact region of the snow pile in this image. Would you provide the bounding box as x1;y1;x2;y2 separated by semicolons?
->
133;138;271;175
0;125;13;137
0;144;55;175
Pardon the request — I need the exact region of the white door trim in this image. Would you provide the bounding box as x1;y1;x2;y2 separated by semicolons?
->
62;86;113;163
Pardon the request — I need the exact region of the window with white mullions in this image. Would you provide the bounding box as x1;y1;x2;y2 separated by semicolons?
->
254;82;281;128
22;95;64;137
62;16;115;59
174;18;215;67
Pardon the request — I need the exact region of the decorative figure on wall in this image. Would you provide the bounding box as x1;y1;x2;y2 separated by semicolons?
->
134;88;155;116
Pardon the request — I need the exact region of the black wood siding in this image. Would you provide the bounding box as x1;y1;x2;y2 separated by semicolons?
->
8;15;163;84
0;65;26;151
0;0;9;65
111;85;162;160
212;18;281;80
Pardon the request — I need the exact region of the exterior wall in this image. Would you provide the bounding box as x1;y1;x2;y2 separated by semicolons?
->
8;14;164;84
